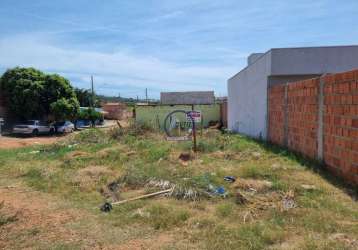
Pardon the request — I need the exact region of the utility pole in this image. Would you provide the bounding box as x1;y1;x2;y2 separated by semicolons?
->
91;75;95;108
145;88;148;103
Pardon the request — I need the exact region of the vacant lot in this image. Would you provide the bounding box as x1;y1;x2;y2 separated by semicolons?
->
0;125;357;249
0;135;62;149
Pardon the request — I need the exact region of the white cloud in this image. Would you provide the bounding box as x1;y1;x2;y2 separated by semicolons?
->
0;34;239;97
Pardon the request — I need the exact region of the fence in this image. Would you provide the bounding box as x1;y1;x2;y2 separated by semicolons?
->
135;104;221;130
268;69;358;185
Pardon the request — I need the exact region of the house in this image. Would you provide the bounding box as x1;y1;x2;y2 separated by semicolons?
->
102;102;126;120
227;45;358;139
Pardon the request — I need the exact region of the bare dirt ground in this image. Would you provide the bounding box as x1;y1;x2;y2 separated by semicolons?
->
0;185;176;249
0;186;87;249
0;135;62;149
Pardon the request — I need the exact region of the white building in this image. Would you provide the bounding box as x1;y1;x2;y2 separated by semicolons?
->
227;45;358;139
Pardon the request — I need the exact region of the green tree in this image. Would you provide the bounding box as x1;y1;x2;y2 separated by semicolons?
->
78;108;102;127
50;97;80;121
0;67;80;121
0;67;46;120
75;88;101;107
42;74;77;115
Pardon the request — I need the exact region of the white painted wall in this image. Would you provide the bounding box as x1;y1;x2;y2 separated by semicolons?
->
228;51;271;138
228;45;358;139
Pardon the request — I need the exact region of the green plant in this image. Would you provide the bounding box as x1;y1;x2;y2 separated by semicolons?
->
78;108;102;127
145;204;190;230
0;67;78;120
216;203;234;218
51;97;80;121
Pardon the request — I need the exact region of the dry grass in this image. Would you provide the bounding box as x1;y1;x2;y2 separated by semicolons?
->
0;126;357;249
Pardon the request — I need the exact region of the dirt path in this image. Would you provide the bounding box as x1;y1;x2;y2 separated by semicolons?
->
0;186;91;249
0;136;61;149
0;186;177;249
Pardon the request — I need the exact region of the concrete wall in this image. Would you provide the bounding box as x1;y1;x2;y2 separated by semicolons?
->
136;104;220;129
268;74;321;87
271;46;358;75
228;51;272;138
228;45;358;140
247;53;264;65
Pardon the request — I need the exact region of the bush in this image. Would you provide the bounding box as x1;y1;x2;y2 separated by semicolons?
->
78;108;102;127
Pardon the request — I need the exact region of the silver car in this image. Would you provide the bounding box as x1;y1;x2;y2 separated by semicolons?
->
13;120;55;136
54;121;75;133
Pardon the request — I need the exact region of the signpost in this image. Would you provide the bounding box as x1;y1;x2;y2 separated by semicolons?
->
163;110;197;151
186;111;201;123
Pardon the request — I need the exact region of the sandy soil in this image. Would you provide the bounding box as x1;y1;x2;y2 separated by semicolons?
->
0;135;62;149
0;186;175;249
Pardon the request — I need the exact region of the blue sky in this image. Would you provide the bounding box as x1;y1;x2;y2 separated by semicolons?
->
0;0;357;99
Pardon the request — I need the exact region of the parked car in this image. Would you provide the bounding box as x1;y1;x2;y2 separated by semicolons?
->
54;121;75;133
13;120;55;136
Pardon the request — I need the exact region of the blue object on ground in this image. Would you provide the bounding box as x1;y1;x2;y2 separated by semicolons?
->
215;186;226;194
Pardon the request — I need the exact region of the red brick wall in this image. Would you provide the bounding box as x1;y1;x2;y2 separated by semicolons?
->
268;69;358;186
322;71;358;185
287;78;319;159
268;84;286;145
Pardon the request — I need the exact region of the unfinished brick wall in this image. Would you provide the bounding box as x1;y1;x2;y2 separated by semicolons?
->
322;71;358;184
287;79;319;159
268;84;286;145
268;69;358;185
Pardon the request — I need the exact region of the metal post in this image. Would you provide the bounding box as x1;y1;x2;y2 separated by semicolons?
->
191;105;197;152
91;75;95;108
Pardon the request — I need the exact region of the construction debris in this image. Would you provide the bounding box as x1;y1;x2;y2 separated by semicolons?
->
146;179;173;190
170;185;203;201
100;188;173;212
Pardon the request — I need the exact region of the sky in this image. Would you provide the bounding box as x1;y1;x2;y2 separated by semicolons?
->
0;0;358;99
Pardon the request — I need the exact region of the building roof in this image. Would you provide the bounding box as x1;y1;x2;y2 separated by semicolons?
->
229;45;358;80
160;91;215;105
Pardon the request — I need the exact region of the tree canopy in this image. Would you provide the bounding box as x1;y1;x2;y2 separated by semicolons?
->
75;88;101;107
0;67;79;121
